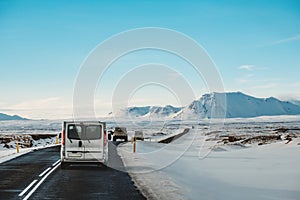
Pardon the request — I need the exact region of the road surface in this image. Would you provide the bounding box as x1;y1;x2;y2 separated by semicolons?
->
0;142;145;200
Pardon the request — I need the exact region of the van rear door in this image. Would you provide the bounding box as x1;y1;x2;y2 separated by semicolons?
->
83;123;104;161
65;123;85;160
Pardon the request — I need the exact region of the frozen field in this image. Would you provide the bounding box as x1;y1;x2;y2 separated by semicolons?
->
0;120;60;151
118;116;300;200
0;120;61;135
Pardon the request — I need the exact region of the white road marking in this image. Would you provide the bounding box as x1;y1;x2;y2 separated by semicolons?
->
23;163;60;200
52;159;61;167
18;179;38;197
38;167;51;177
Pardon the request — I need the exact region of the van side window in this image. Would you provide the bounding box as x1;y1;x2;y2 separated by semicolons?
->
68;125;82;140
85;125;101;140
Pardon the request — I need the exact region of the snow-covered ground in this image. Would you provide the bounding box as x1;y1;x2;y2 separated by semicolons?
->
118;118;300;200
0;119;61;135
0;120;61;162
0;144;59;164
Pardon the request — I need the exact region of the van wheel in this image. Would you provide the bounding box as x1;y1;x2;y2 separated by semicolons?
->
61;162;68;169
125;137;128;142
113;137;116;141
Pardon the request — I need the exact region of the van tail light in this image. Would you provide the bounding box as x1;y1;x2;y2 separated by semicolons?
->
62;130;65;145
104;130;107;145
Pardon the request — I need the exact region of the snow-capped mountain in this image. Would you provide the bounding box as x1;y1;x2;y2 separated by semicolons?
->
107;92;300;119
108;105;182;119
0;113;27;121
176;92;300;119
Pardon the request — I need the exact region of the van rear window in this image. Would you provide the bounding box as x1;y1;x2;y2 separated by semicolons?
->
67;125;82;140
67;124;101;140
85;125;102;140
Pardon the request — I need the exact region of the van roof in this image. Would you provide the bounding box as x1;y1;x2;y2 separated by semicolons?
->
63;121;105;124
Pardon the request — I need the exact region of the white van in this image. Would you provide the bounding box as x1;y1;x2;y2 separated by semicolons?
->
60;121;108;169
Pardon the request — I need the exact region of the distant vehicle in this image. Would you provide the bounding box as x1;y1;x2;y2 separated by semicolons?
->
134;131;144;141
60;121;108;169
107;130;113;141
113;127;128;142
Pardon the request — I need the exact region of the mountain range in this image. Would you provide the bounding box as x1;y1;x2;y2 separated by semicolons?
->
108;92;300;119
0;113;27;121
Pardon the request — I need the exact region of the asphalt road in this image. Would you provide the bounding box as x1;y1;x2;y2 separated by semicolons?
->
0;142;146;200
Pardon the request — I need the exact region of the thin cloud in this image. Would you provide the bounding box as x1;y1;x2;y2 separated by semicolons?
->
290;82;300;88
271;35;300;45
12;97;64;110
4;97;73;119
238;65;254;71
238;65;269;72
259;34;300;47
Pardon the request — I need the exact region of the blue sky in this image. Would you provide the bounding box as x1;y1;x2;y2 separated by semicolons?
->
0;0;300;119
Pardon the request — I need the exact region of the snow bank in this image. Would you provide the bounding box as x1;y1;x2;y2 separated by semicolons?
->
0;144;59;163
0;148;32;163
0;134;57;150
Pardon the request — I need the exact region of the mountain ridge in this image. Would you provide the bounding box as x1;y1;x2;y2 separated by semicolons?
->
0;113;28;121
107;92;300;119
